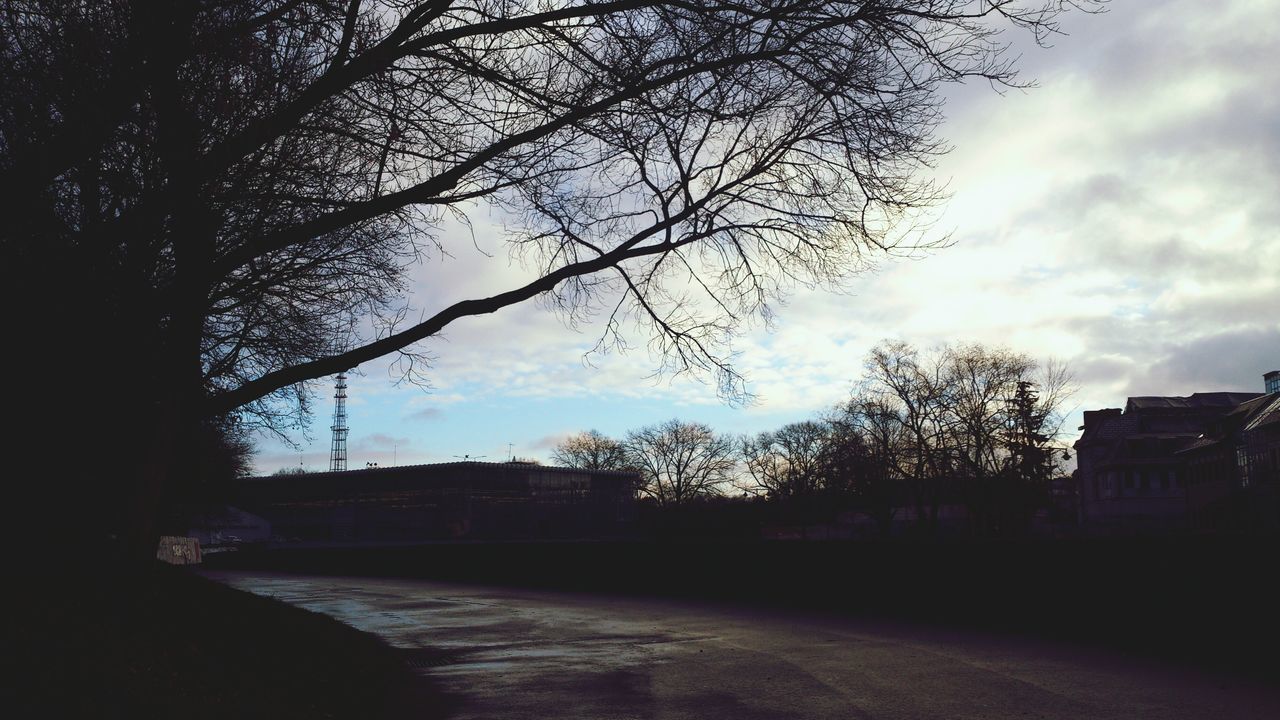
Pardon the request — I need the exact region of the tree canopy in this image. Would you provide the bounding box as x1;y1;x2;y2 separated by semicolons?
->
0;0;1099;548
625;419;736;506
552;430;630;471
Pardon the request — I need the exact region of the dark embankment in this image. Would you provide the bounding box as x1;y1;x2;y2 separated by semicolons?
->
209;535;1280;682
4;561;448;719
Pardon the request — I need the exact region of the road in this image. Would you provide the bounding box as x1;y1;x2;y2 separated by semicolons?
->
205;571;1280;719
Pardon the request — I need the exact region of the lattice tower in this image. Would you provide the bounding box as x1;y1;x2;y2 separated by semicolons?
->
329;372;349;472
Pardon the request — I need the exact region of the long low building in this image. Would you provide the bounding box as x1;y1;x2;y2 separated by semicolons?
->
235;461;638;543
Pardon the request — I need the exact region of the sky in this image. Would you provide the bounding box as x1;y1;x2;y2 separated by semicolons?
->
252;0;1280;474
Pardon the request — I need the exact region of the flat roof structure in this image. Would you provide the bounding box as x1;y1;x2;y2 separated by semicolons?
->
237;461;638;543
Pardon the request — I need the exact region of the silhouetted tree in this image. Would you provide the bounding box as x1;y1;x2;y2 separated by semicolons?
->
941;343;1034;534
552;430;628;471
856;340;1074;536
997;368;1074;528
271;467;311;476
740;421;831;499
162;416;255;531
0;0;1101;553
941;344;1077;535
826;398;908;536
741;420;835;535
625;420;735;507
863;341;953;534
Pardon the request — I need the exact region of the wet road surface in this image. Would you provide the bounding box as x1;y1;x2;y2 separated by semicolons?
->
205;571;1280;719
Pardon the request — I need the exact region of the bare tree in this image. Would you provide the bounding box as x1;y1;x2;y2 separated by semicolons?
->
625;419;736;507
864;340;953;533
857;340;1075;536
0;0;1102;550
827;396;909;535
552;430;629;471
272;467;311;476
740;421;831;499
940;343;1079;534
943;345;1034;479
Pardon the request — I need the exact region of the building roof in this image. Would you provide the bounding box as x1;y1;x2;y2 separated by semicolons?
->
1175;393;1280;456
1078;392;1265;451
244;460;639;484
1125;392;1262;411
1075;412;1134;443
1243;394;1280;432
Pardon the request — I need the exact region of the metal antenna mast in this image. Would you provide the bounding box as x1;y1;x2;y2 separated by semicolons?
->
329;372;349;472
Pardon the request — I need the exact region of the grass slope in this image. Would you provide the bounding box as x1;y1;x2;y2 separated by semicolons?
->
4;561;444;720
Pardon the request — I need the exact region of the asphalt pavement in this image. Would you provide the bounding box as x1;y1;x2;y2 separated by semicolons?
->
204;570;1280;719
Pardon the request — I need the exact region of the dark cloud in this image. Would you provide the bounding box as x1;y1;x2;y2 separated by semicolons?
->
1143;91;1280;161
1082;1;1277;101
1070;354;1137;388
1148;289;1280;331
1131;326;1280;396
406;407;443;422
1066;306;1280;400
1066;315;1154;361
1086;233;1258;285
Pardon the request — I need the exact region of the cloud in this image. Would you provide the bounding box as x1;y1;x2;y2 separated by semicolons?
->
405;407;443;422
251;0;1280;465
1070;354;1139;390
531;433;573;451
1134;327;1280;396
353;433;411;452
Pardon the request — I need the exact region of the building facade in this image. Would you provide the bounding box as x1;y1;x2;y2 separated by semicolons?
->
1074;392;1262;531
1181;393;1280;531
237;461;638;543
1075;372;1280;533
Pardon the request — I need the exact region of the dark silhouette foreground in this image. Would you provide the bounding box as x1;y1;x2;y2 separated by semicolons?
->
5;562;448;719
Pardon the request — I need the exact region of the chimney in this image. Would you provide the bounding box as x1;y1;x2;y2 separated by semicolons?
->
1080;407;1122;431
1266;370;1280;395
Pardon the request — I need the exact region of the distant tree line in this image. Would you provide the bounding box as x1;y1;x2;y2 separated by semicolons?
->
554;341;1075;538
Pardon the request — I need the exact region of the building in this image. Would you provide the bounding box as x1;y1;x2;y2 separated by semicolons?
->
1181;392;1280;531
1267;370;1280;395
236;461;638;543
1074;391;1262;531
